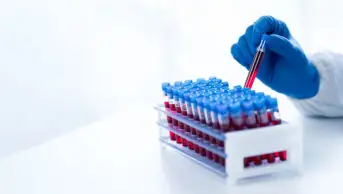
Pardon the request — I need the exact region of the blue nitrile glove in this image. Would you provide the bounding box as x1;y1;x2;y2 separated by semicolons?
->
230;16;320;99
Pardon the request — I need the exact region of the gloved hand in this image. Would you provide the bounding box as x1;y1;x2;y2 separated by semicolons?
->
231;16;320;99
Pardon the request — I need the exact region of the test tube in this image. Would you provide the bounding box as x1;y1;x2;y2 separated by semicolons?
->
203;98;212;127
173;88;182;114
217;104;230;132
230;102;244;130
267;97;282;125
210;101;220;130
184;93;193;119
162;83;171;108
242;99;258;128
190;93;200;121
254;98;269;127
166;86;176;141
196;97;206;124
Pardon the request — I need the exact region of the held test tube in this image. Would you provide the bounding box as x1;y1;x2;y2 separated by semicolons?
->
244;36;267;89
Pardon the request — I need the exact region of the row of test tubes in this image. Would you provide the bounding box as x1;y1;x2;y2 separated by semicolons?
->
161;77;282;166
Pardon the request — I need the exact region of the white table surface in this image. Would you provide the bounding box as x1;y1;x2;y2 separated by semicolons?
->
0;103;343;194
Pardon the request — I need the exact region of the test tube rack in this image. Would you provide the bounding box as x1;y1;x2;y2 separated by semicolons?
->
154;104;303;182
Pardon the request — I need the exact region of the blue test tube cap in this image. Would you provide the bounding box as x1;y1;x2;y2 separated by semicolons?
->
174;81;182;86
221;81;229;88
184;80;193;85
256;92;265;97
184;92;191;102
196;96;205;106
209;76;217;80
230;102;242;116
242;99;253;111
196;78;206;83
234;85;242;90
267;97;278;109
253;97;267;111
162;82;171;91
216;104;229;115
203;98;211;109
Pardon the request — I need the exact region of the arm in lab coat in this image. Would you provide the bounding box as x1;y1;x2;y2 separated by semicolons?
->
290;51;343;117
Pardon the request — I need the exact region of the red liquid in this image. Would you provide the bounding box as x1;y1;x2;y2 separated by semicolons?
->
218;140;224;148
280;151;287;161
182;110;187;116
196;130;203;139
164;101;170;109
274;152;280;157
233;123;244;130
188;113;193;119
246;123;258;128
167;116;172;124
210;136;217;145
200;147;206;157
220;123;230;132
253;156;262;166
214;154;220;163
188;141;194;150
220;157;226;166
191;128;197;136
178;121;184;130
272;120;282;125
194;144;200;153
201;119;206;124
244;51;264;88
172;119;179;127
176;135;182;144
204;134;210;142
213;122;220;130
170;104;176;111
185;125;191;133
169;132;176;141
206;150;214;160
244;158;250;168
182;138;188;147
267;154;275;163
267;111;272;121
176;106;182;113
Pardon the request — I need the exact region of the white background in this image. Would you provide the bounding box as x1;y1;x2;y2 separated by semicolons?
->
0;0;342;158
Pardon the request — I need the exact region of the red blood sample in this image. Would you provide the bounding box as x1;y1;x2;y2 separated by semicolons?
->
167;116;172;124
220;157;226;166
185;125;191;133
200;147;206;157
191;128;197;136
220;123;230;132
244;158;250;168
267;154;275;163
176;106;182;113
169;132;176;141
267;111;272;121
272;120;282;125
194;144;200;153
204;134;210;142
178;121;184;130
188;113;193;119
280;151;287;161
214;154;220;163
244;51;264;89
201;119;206;124
253;156;262;166
206;150;214;160
213;122;220;130
217;140;224;148
182;138;188;147
182;110;187;116
188;141;194;150
210;136;217;145
172;118;179;127
164;101;170;109
170;104;176;111
176;135;182;144
196;130;204;139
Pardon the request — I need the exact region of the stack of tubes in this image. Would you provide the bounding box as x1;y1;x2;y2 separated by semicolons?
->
161;77;282;167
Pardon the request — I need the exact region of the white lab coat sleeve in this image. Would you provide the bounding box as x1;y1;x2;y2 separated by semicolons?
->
289;51;343;117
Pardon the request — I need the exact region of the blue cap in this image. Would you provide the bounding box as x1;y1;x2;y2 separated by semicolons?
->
179;90;187;102
242;99;253;111
209;76;217;80
184;92;191;102
174;81;182;86
196;78;206;83
253;97;267;111
266;97;278;109
234;85;242;90
203;98;211;109
250;90;256;96
209;101;219;111
230;102;242;116
256;92;264;97
216;104;229;114
196;97;205;106
190;93;201;103
172;87;180;100
221;81;229;88
184;80;193;85
162;82;170;91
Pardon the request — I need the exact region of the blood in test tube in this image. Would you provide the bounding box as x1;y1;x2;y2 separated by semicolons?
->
203;99;212;127
204;133;210;142
196;97;207;124
176;136;182;144
166;87;176;141
242;99;258;128
230;102;244;130
191;127;197;136
190;93;200;121
253;156;262;166
210;101;220;130
194;144;200;154
182;138;188;147
254;97;269;127
217;104;230;132
267;97;282;125
244;158;250;168
206;150;214;161
162;83;171;108
274;152;280;162
188;141;194;150
261;154;268;165
280;151;287;161
184;93;193;119
214;153;220;163
267;154;275;163
220;157;226;166
200;147;206;157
